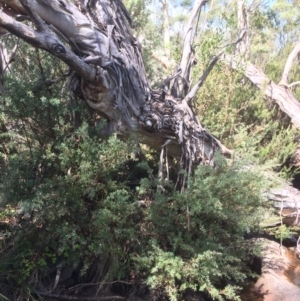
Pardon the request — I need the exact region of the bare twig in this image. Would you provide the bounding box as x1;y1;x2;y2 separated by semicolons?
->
288;81;300;88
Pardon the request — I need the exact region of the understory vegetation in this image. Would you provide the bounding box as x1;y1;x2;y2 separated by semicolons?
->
0;101;270;301
0;46;292;301
0;0;300;300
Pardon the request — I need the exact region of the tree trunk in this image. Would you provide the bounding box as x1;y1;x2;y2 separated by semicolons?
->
161;0;170;57
235;0;250;59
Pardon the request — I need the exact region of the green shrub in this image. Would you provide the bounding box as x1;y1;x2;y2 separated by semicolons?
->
133;156;269;300
0;36;275;301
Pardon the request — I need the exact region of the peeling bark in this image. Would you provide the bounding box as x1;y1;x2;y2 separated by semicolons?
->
0;0;229;186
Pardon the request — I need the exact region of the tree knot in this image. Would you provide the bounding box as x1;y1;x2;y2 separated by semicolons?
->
52;44;66;55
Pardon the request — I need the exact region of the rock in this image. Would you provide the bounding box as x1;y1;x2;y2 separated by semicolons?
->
268;186;300;210
265;183;300;226
254;238;300;301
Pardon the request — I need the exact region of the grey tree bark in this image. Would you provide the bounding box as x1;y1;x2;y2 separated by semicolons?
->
0;0;231;186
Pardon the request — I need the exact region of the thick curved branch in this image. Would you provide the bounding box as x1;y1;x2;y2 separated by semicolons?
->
0;11;98;82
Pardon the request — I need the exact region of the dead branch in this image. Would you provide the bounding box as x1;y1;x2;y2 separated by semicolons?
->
289;81;300;88
235;0;250;58
162;0;170;57
183;51;223;105
172;0;208;98
279;40;300;87
223;54;300;128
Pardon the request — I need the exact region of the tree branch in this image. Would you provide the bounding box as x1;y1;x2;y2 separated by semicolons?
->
289;81;300;88
279;40;300;87
171;0;208;98
162;0;170;57
235;0;250;58
19;0;49;32
0;39;20;93
181;23;248;106
0;11;98;82
224;54;300;128
183;51;223;105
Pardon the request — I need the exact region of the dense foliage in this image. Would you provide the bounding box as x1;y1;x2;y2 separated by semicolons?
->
0;101;269;300
0;58;272;299
0;49;270;299
0;0;299;300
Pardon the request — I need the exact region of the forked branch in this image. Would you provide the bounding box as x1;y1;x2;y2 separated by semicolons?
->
171;0;208;98
279;40;300;87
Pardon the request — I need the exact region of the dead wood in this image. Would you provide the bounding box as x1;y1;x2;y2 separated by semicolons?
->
279;40;300;87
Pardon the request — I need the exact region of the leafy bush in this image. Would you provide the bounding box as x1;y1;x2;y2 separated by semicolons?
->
0;34;275;301
0;124;140;287
0;110;270;301
133;156;269;300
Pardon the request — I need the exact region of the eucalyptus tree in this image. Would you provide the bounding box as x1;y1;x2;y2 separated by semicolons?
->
2;0;300;174
0;0;233;189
